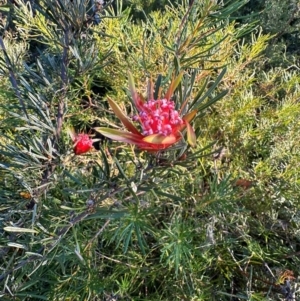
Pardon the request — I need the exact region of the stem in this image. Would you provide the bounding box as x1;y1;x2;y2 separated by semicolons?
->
175;0;195;52
39;28;69;198
56;29;69;140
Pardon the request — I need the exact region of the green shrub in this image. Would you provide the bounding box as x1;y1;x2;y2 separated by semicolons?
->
1;0;300;300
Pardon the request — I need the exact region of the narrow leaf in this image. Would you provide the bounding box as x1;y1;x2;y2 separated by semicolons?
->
165;72;183;100
182;110;197;123
197;90;228;112
135;224;146;255
147;77;154;101
4;227;38;233
95;127;143;144
67;127;76;141
152;190;183;202
185;121;196;147
189;77;208;109
7;243;27;249
142;133;178;145
128;71;146;110
128;71;136;101
191;67;227;110
107;97;141;135
85;210;128;220
154;74;162;100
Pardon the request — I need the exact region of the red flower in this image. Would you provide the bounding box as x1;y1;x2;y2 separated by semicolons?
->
68;129;94;155
95;73;197;152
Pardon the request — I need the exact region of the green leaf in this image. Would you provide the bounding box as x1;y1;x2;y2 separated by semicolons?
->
0;5;10;12
128;71;137;102
85;210;128;220
191;67;227;110
97;148;110;179
154;74;162;100
197;89;228;112
145;189;183;202
134;223;146;255
4;227;38;234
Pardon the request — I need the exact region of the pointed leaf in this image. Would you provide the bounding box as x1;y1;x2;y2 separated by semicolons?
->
95;127;144;144
154;74;162;100
182;109;197;123
191;67;227;110
67;127;76;141
107;97;141;135
165;72;183;100
197;89;228;112
95;128;165;151
128;71;145;110
189;77;208;109
128;71;136;101
142;133;178;145
157;87;162;100
147;76;154;101
185;120;196;147
4;227;38;233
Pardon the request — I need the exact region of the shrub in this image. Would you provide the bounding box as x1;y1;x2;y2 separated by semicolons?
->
1;0;300;300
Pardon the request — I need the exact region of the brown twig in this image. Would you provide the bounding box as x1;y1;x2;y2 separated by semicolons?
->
175;0;195;51
39;27;70;197
56;28;69;140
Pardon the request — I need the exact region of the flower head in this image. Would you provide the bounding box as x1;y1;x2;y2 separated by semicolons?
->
132;98;183;136
95;73;197;152
73;133;94;155
68;129;94;155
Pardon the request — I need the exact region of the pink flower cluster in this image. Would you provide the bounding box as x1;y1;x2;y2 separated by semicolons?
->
132;99;183;136
95;72;197;151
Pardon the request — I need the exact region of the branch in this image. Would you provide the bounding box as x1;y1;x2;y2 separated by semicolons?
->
175;0;195;51
36;28;70;203
56;28;69;140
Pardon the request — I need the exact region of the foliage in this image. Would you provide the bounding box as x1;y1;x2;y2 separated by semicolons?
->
0;0;300;300
234;0;300;67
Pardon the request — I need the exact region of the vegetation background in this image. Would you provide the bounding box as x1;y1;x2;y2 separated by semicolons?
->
0;0;300;300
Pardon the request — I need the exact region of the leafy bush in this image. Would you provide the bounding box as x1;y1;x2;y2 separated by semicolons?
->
235;0;300;67
0;0;300;300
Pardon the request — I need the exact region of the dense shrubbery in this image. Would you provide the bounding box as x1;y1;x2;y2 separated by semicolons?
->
0;0;300;300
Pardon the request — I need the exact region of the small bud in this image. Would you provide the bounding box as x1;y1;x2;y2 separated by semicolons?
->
73;133;94;155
